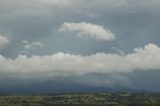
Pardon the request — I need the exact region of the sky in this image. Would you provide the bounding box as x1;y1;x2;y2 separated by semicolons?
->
0;0;160;93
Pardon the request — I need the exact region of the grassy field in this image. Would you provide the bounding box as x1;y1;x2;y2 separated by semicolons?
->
0;93;160;106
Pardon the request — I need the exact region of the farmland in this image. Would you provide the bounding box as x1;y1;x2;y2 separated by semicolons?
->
0;93;160;106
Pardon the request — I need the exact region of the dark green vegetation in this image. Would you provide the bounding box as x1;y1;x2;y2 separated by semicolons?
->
0;93;160;106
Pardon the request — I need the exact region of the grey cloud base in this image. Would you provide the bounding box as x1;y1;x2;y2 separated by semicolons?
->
0;71;160;93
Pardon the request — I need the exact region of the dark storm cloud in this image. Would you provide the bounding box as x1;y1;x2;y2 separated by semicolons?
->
0;70;160;93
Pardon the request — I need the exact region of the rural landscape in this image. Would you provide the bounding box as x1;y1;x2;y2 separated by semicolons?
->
0;93;160;106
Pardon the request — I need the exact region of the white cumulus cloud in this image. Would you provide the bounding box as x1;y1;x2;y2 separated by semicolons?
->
0;43;160;78
0;35;9;45
21;40;43;49
59;22;115;41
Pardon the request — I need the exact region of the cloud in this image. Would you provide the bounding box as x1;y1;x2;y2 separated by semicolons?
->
21;40;29;44
87;13;99;18
21;40;43;49
0;43;160;78
0;35;9;45
59;22;115;41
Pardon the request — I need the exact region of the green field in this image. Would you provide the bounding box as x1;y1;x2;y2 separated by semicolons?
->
0;93;160;106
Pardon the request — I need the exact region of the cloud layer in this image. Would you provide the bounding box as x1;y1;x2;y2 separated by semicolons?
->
59;22;115;41
0;43;159;78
